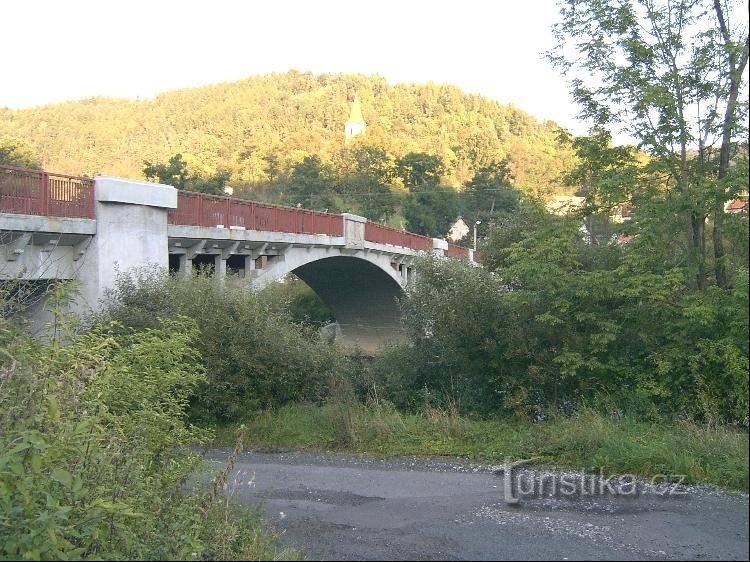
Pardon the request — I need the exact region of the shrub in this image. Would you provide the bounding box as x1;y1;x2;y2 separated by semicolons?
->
380;204;749;425
0;305;292;560
96;270;349;422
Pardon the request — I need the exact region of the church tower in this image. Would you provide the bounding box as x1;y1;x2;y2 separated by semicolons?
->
344;95;367;141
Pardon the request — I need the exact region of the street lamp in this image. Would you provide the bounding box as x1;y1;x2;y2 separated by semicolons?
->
473;220;482;251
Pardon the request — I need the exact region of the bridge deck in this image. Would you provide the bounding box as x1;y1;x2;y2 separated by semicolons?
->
1;164;472;259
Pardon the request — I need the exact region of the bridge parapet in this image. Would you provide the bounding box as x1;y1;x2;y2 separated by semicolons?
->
2;165;475;264
0;165;95;219
168;190;343;237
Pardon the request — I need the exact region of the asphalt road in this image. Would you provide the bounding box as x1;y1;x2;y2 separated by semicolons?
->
204;449;749;561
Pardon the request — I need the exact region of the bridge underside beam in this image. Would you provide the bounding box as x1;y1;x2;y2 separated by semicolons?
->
0;229;94;280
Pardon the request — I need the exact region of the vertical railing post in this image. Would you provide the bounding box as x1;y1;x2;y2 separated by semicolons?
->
39;172;49;216
225;198;231;227
87;179;96;218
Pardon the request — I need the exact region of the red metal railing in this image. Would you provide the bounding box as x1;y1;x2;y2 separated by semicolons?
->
0;165;95;219
446;243;471;260
168;191;344;236
0;164;474;260
364;222;433;251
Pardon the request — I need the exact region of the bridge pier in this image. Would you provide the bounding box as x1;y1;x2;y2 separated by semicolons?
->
76;177;177;312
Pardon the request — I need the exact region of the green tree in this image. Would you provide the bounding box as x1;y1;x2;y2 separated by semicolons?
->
0;136;42;169
549;0;749;289
345;173;397;222
350;145;397;183
403;188;461;238
143;153;231;195
388;201;748;423
285;155;338;210
142;153;190;189
561;127;641;244
396;152;444;191
191;169;232;195
337;145;398;221
463;159;520;231
263;153;281;183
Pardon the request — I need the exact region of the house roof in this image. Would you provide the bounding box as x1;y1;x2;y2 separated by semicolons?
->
726;199;747;211
546;195;585;215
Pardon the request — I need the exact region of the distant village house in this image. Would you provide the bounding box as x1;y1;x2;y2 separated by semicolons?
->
447;217;470;242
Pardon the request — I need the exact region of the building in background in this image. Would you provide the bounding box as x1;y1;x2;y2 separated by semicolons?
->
447;216;469;242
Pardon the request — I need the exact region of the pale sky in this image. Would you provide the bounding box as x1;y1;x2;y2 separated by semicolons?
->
1;0;586;134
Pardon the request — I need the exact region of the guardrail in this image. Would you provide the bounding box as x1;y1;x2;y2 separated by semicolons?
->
364;221;433;251
168;191;344;237
446;243;471;260
0;165;95;219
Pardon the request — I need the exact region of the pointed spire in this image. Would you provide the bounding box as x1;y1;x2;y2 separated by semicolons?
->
345;95;367;140
348;95;365;125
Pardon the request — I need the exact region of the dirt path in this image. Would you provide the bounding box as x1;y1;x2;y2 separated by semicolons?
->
204;449;749;561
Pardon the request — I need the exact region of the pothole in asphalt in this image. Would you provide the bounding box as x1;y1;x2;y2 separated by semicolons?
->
256;488;385;506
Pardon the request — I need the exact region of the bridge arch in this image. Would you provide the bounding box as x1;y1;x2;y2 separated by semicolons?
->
253;249;408;352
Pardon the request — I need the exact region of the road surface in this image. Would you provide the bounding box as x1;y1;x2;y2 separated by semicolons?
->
204;449;749;561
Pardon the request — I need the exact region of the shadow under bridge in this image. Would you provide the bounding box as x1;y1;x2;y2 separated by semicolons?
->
291;256;406;354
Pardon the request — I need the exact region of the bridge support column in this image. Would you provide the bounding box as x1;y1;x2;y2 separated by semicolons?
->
214;254;226;281
77;177;177;312
244;255;255;272
178;254;193;278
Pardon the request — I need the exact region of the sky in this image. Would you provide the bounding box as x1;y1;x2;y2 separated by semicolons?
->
1;0;587;134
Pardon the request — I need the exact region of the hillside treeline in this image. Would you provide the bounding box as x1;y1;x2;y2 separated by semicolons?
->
0;71;575;197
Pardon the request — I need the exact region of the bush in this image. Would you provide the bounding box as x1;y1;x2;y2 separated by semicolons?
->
96;270;349;422
378;202;749;425
0;309;290;560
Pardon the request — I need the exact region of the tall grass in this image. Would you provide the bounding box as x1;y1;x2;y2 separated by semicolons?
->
213;403;749;492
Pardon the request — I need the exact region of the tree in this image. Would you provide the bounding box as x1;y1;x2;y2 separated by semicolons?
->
0;136;42;169
191;170;232;195
403;188;461;238
143;153;190;189
463;159;520;229
344;173;397;222
396;152;444;191
143;153;231;195
339;145;398;221
550;0;749;289
263;153;281;183
711;0;749;288
561;127;641;244
350;145;397;184
285;155;337;210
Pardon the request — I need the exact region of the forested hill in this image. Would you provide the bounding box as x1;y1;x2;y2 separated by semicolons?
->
0;71;575;195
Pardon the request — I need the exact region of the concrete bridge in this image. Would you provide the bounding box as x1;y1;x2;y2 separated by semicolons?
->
0;165;476;351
